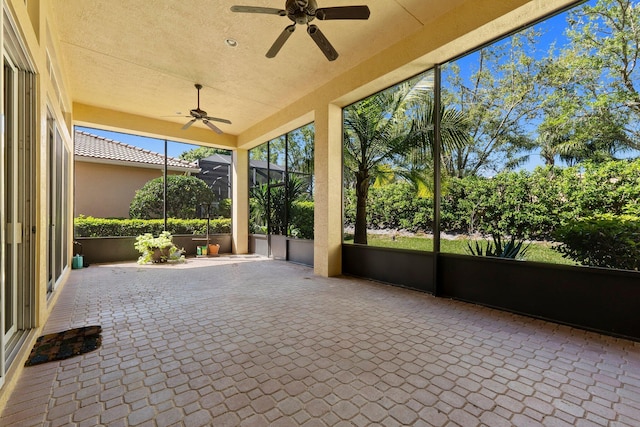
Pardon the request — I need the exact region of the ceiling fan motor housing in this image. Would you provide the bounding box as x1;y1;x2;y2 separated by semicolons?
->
190;108;207;119
287;0;316;25
180;83;231;134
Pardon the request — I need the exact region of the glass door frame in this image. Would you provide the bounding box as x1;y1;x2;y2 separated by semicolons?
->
3;55;18;348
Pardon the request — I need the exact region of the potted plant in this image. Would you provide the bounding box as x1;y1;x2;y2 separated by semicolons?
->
208;243;220;256
134;231;185;264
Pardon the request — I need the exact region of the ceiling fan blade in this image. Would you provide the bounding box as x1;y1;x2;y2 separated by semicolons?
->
230;6;286;16
266;25;296;58
182;119;196;130
205;116;232;125
307;25;338;61
315;6;370;20
203;120;223;134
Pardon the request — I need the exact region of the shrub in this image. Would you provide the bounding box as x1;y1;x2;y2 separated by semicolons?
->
291;200;314;239
345;183;433;232
129;175;214;219
248;175;312;237
215;198;232;218
346;160;640;242
344;188;356;227
441;175;489;234
74;216;231;237
553;214;640;270
441;169;563;239
566;160;640;217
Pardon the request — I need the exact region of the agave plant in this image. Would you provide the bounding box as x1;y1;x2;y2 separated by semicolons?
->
466;234;530;260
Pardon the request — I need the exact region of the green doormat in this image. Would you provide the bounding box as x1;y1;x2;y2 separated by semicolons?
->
25;325;102;367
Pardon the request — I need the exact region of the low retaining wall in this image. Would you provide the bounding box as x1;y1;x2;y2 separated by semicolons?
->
248;234;314;267
343;244;435;293
342;244;640;342
75;234;232;264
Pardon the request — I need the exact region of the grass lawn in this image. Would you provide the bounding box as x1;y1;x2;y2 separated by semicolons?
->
344;233;577;266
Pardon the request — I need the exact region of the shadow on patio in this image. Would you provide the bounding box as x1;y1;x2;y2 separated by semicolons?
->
2;256;639;426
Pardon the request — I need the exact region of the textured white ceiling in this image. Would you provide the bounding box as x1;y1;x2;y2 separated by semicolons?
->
51;0;574;146
50;0;471;139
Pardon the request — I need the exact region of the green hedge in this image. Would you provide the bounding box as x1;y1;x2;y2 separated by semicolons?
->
553;214;640;270
345;159;640;241
74;216;231;237
440;169;564;239
291;200;314;239
344;183;433;232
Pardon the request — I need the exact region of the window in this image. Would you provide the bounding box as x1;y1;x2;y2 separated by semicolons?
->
249;124;315;239
343;0;640;273
47;116;70;292
439;0;640;270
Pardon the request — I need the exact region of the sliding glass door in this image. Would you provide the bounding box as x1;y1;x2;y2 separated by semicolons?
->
3;58;18;346
1;42;38;383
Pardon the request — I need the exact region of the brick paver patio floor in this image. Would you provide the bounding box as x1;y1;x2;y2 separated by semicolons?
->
1;256;639;426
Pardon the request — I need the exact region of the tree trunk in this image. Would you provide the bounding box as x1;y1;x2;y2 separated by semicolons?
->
354;169;370;244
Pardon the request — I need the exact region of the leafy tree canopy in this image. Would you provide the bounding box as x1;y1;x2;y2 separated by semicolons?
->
536;0;640;164
441;28;543;177
179;147;231;162
129;175;214;219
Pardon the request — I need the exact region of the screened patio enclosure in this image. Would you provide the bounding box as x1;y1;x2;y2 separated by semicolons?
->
3;0;636;410
342;0;640;342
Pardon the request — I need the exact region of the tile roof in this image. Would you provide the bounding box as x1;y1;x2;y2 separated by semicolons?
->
74;130;199;171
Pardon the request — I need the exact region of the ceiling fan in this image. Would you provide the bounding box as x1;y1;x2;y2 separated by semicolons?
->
181;84;231;134
231;0;370;61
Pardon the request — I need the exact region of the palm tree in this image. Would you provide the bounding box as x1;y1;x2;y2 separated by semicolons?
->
344;76;470;244
407;94;471;194
249;174;308;236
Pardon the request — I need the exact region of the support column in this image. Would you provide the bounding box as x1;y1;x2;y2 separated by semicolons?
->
314;104;343;277
232;149;249;254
